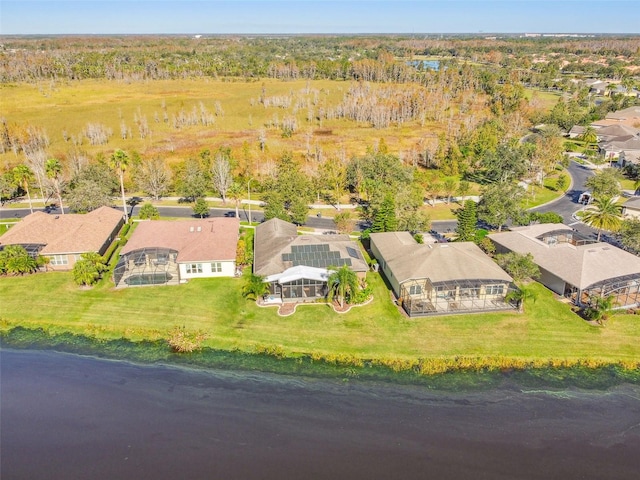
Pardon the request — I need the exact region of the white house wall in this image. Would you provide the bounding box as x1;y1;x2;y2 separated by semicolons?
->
369;240;401;297
178;260;236;280
538;268;566;296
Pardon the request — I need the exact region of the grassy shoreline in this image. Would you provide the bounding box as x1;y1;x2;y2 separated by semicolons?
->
1;264;639;390
2;326;639;391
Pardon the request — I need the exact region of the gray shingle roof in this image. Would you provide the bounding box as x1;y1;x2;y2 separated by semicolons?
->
489;224;640;289
253;218;368;277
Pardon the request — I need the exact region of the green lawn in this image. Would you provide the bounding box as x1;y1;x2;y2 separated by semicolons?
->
1;271;638;363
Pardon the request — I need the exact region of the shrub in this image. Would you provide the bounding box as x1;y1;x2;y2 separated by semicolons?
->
139;202;160;220
166;326;207;353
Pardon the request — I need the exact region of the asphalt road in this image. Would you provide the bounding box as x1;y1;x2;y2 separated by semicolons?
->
531;160;599;239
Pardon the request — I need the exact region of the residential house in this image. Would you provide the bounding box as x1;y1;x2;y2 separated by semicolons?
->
369;231;515;316
619;150;640;168
595;124;640;142
599;135;640;163
253;218;368;303
489;224;640;310
590;124;640;163
567;125;586;139
584;79;608;96
114;218;239;287
605;106;640;126
621;197;640;219
0;206;124;270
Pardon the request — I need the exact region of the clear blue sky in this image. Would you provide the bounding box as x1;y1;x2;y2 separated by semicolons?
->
1;1;639;35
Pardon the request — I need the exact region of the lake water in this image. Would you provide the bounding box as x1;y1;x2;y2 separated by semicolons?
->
408;59;440;71
2;349;640;479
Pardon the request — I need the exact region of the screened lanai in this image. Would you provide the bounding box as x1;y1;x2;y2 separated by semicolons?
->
113;247;179;287
568;273;640;310
264;265;330;303
0;243;45;258
399;278;516;316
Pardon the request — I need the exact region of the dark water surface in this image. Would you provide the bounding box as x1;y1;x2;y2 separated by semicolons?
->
2;349;640;480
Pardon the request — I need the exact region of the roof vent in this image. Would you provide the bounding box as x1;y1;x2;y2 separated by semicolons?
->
197;226;202;232
189;226;194;232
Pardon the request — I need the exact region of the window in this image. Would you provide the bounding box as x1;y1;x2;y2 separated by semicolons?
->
409;285;422;295
211;262;222;273
486;285;504;295
186;263;203;274
49;255;68;266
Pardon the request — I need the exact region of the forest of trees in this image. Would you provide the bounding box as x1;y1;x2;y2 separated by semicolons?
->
1;34;639;237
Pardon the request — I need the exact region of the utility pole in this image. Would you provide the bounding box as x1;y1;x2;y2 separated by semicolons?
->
247;177;255;225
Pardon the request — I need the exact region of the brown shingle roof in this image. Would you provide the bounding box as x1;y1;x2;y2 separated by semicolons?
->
370;231;512;284
253;218;368;276
121;218;239;262
0;206;123;254
489;224;640;289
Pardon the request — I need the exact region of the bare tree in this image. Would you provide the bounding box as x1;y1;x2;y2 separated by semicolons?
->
137;157;171;200
84;123;112;145
24;147;47;200
211;153;233;204
258;129;267;152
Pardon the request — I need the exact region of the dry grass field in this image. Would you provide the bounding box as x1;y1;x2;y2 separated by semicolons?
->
0;78;449;170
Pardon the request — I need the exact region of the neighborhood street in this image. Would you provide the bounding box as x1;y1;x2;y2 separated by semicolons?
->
530;160;598;239
0;160;597;237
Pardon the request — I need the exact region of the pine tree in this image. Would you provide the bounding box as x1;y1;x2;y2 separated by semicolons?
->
371;194;397;232
455;200;477;241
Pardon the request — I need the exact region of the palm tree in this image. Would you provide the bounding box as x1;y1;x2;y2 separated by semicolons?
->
505;283;538;313
0;245;39;275
327;265;359;308
579;125;598;155
72;259;100;286
581;197;622;241
585;294;617;325
81;252;107;273
110;149;130;222
227;182;244;219
12;164;34;214
242;273;269;300
45;158;65;215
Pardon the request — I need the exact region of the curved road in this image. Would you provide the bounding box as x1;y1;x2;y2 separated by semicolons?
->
531;160;598;239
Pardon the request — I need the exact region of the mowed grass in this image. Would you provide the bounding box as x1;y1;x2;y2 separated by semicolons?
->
1;271;638;362
0;78;448;168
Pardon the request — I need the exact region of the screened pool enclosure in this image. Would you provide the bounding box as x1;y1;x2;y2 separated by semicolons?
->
113;247;179;287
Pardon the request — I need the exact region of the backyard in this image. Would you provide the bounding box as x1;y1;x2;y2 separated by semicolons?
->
1;271;639;363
